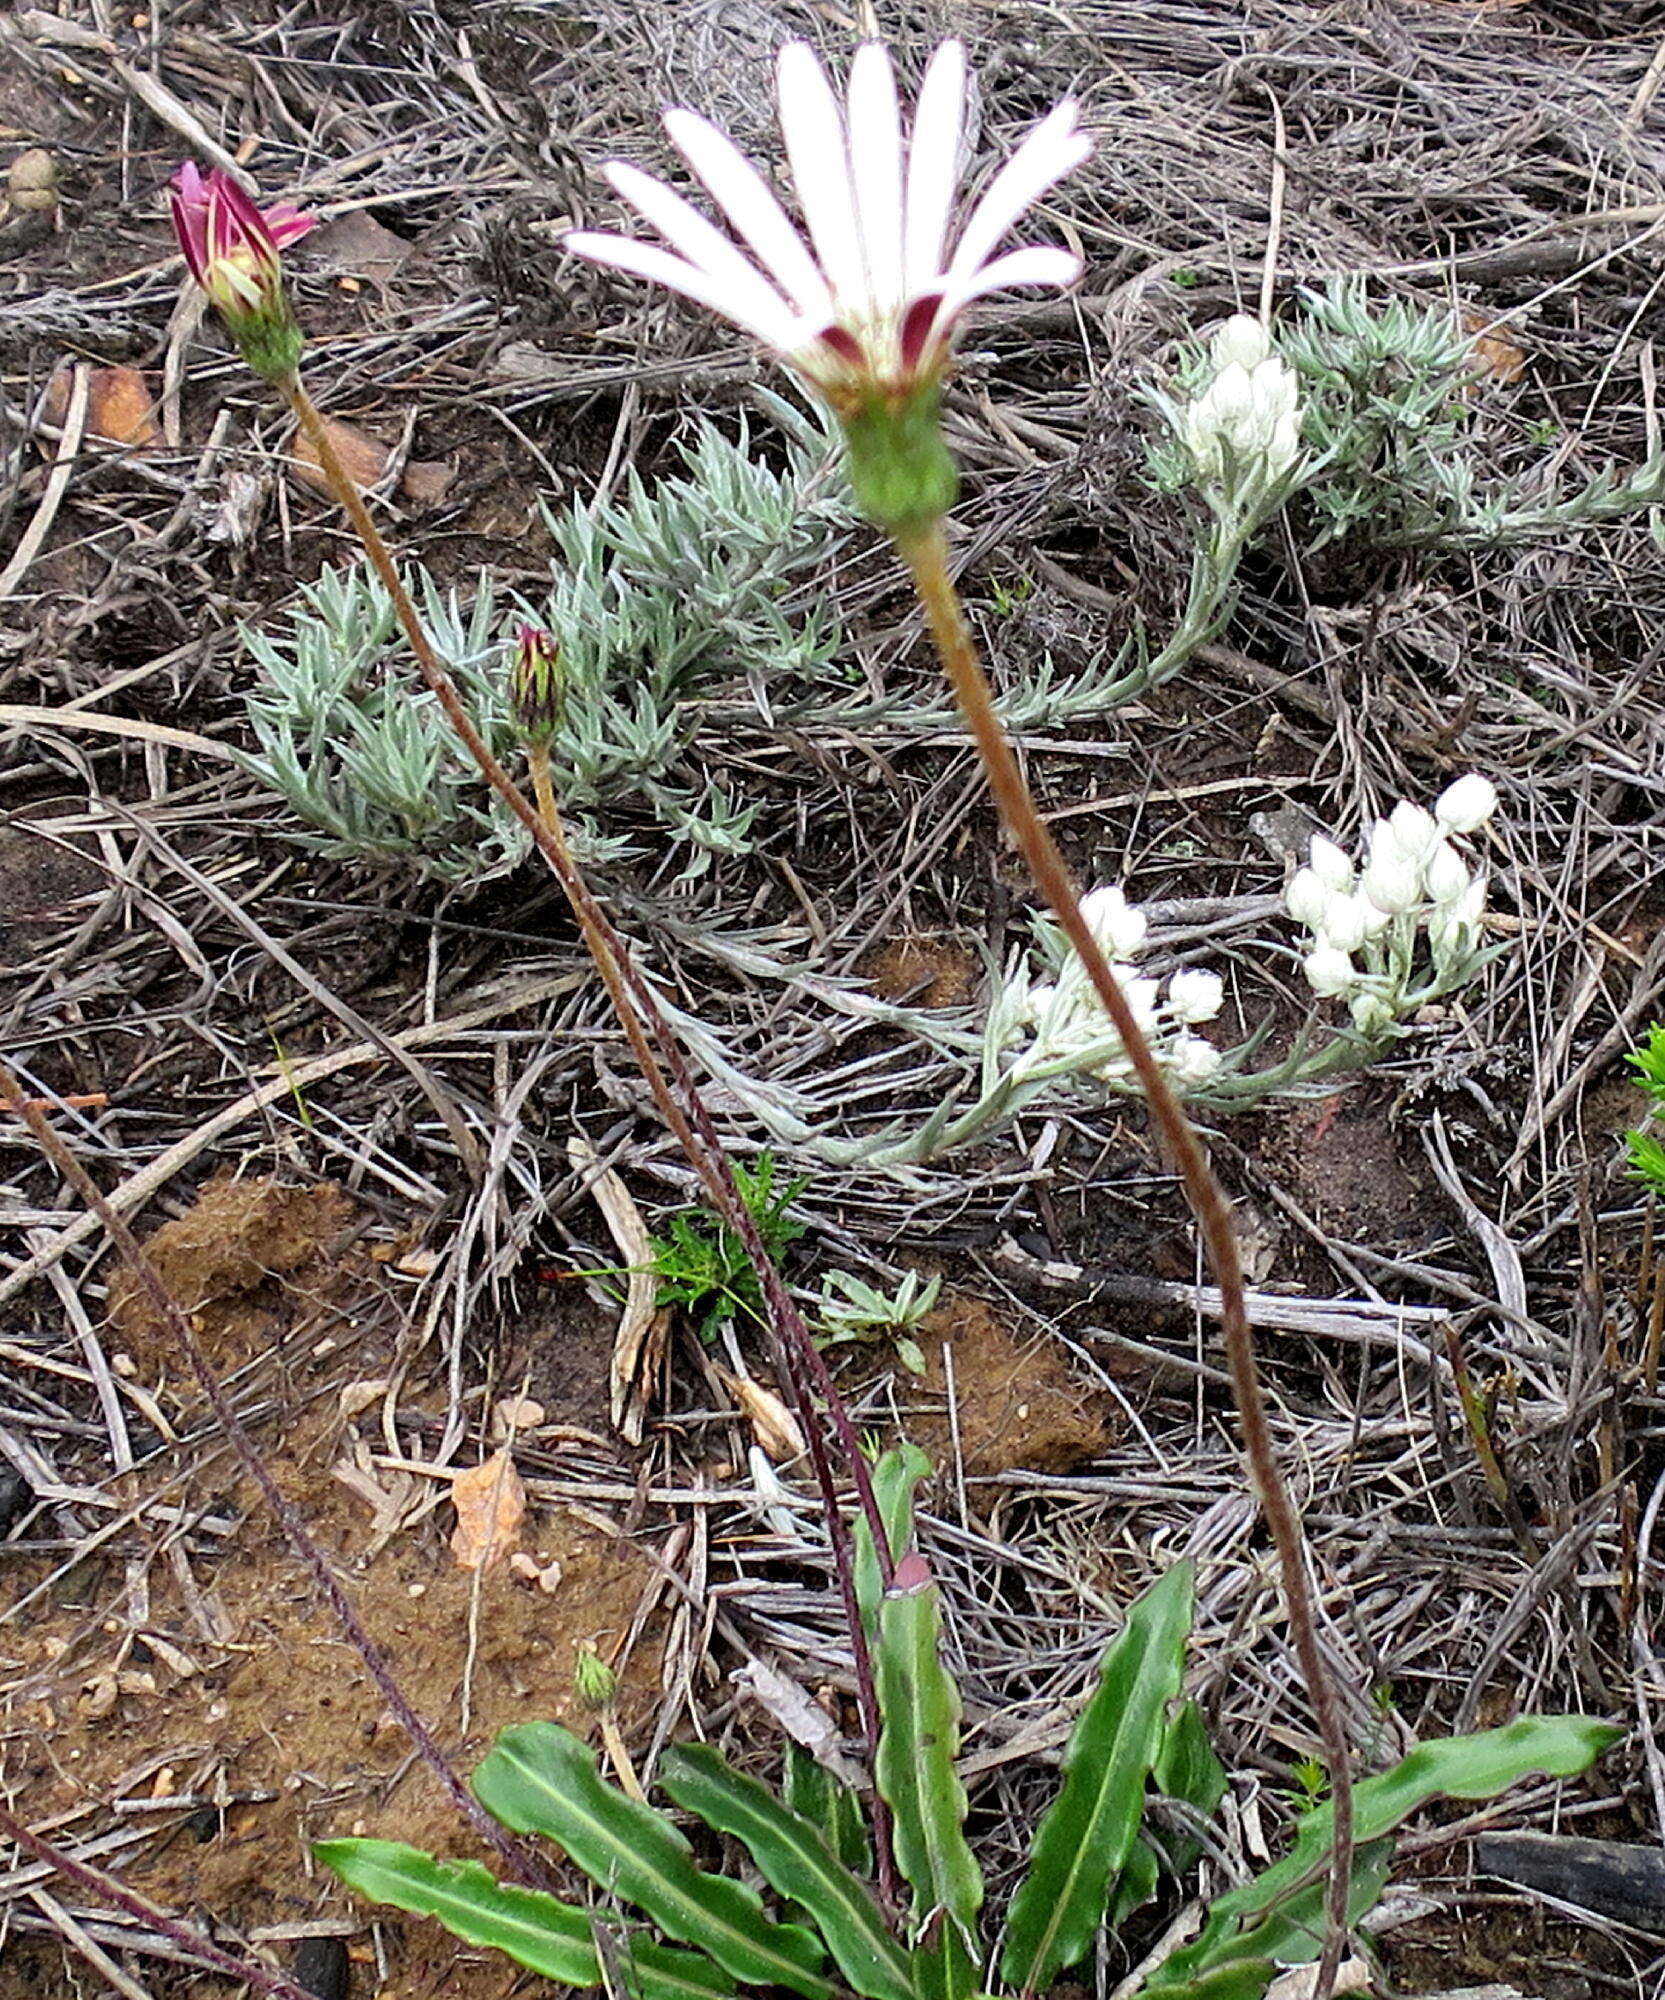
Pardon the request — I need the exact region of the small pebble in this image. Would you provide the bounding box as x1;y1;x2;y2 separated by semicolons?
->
295;1936;350;2000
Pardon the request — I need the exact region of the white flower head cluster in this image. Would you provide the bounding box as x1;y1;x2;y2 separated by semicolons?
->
1285;774;1499;1036
1015;885;1226;1091
1180;314;1302;503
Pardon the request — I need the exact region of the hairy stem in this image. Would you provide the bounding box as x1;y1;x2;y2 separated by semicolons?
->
0;1799;320;2000
895;521;1355;1988
0;1064;554;1892
279;377;895;1864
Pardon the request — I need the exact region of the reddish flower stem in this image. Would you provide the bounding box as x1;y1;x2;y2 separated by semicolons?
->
894;520;1355;1995
278;375;897;1889
0;1798;320;2000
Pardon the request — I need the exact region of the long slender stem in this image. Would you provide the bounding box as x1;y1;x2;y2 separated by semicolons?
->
895;521;1355;1988
280;378;895;1849
0;1799;319;2000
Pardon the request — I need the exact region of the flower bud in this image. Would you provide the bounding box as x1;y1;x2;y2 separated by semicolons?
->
1169;1033;1224;1086
1361;846;1422;916
1167;968;1225;1023
1317;892;1368;954
168;163;313;383
1307;835;1355;893
1349;990;1395;1037
1303;946;1358;998
1211;313;1272;372
1423;841;1470;905
574;1642;618;1712
1080;884;1147;960
512;624;564;747
1434;773;1498;834
1123;975;1162;1029
1286;866;1330;930
1429;878;1487;960
1388;801;1440;865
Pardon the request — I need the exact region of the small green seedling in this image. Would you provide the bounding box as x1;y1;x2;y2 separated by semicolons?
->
650;1152;808;1342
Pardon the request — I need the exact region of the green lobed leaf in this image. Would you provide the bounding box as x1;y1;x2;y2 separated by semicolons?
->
659;1742;912;2000
911;1919;979;2000
1206;1714;1619;1935
874;1579;983;1944
1141;1713;1618;2000
784;1743;870;1877
855;1445;932;1637
1111;1696;1231;1931
315;1839;601;1986
1001;1563;1195;1994
1141;1840;1394;1998
472;1723;834;1999
314;1837;735;2000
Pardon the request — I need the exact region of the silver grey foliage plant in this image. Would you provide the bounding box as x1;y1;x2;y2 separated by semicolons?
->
239;400;852;883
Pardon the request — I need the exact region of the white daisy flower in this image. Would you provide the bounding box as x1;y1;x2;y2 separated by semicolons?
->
564;40;1090;405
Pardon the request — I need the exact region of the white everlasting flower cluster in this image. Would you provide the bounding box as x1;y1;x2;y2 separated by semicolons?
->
1014;885;1226;1091
1285;774;1498;1036
1180;315;1303;501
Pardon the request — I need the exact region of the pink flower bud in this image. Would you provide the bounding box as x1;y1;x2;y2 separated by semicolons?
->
169;163;314;381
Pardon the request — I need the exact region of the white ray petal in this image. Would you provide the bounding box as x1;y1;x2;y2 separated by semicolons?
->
564;231;803;350
937;242;1082;314
662;107;834;322
847;42;905;312
903;40;966;290
603;161;798;343
946;101;1090;284
776;40;867;308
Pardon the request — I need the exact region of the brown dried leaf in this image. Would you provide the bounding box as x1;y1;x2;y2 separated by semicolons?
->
290;414;389;496
718;1368;807;1461
305;210;412;286
1462;310;1528;383
569;1136;669;1443
449;1450;526;1571
399;458;455;507
41;363;159;448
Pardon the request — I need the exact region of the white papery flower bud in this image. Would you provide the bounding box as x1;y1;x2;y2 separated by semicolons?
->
1388;801;1440;864
1211;313;1271;372
1361;845;1421;916
1303;946;1358;998
1429;878;1486;959
1349;990;1395;1036
1308;835;1355;893
1317;892;1368;954
1122;974;1162;1029
1169;1034;1224;1086
1167;968;1225;1023
1079;884;1148;960
1024;980;1058;1026
1434;773;1498;834
1354;893;1393;939
1286;866;1330;930
1184;346;1302;488
1423;841;1470;905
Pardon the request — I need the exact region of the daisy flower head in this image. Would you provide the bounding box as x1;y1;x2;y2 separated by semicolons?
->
169;163;314;381
564;40;1091;533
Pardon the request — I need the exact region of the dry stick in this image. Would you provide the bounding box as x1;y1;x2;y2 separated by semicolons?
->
894;521;1356;1991
281;379;897;1858
0;1800;319;2000
0;1064;556;1898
